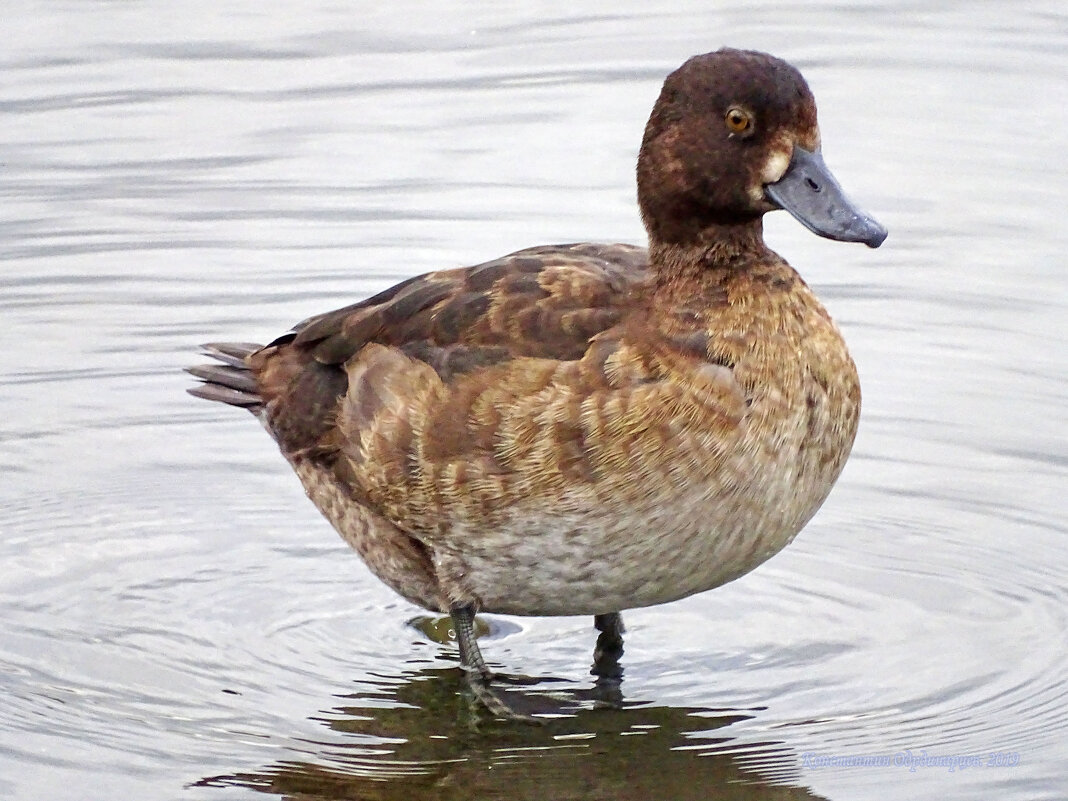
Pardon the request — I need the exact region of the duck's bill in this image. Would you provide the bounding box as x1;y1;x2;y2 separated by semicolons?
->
765;146;887;248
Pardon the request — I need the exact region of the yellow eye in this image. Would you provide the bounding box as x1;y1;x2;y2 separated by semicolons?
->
725;106;753;135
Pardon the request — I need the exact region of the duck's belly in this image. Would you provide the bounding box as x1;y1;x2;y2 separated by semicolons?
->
434;434;841;616
293;328;859;616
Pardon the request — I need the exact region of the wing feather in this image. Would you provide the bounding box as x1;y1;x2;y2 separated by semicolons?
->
248;242;746;537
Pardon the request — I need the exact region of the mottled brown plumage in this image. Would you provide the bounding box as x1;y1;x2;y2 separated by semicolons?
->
188;48;885;716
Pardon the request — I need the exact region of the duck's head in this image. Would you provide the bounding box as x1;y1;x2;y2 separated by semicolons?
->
637;48;887;250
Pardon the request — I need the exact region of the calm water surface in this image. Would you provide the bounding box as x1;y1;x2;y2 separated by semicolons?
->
2;3;1065;800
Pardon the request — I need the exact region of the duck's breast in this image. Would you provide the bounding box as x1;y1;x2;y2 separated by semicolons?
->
397;275;858;616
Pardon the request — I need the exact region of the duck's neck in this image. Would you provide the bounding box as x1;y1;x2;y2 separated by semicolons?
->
649;217;771;292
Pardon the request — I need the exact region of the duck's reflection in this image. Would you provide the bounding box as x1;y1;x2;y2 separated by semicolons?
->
197;662;825;801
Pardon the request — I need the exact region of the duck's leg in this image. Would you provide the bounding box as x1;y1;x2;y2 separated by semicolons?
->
450;602;538;722
450;601;494;680
591;612;625;682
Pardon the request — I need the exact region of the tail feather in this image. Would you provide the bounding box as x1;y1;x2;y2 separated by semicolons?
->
202;342;261;368
187;363;258;394
187;342;264;411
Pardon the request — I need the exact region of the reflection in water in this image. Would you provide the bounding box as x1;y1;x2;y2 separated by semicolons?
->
197;665;822;801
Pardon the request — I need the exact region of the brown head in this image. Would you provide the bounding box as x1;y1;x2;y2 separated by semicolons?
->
637;48;886;251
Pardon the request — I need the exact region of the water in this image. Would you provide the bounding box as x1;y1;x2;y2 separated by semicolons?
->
2;2;1065;799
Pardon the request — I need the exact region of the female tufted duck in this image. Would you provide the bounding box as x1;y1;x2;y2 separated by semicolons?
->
189;48;886;719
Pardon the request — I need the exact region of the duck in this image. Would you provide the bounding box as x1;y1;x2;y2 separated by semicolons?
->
188;47;886;719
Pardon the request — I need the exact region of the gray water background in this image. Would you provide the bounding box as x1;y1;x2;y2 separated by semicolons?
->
1;2;1065;799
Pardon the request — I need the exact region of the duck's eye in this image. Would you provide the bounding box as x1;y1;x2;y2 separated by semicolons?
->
724;107;754;136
